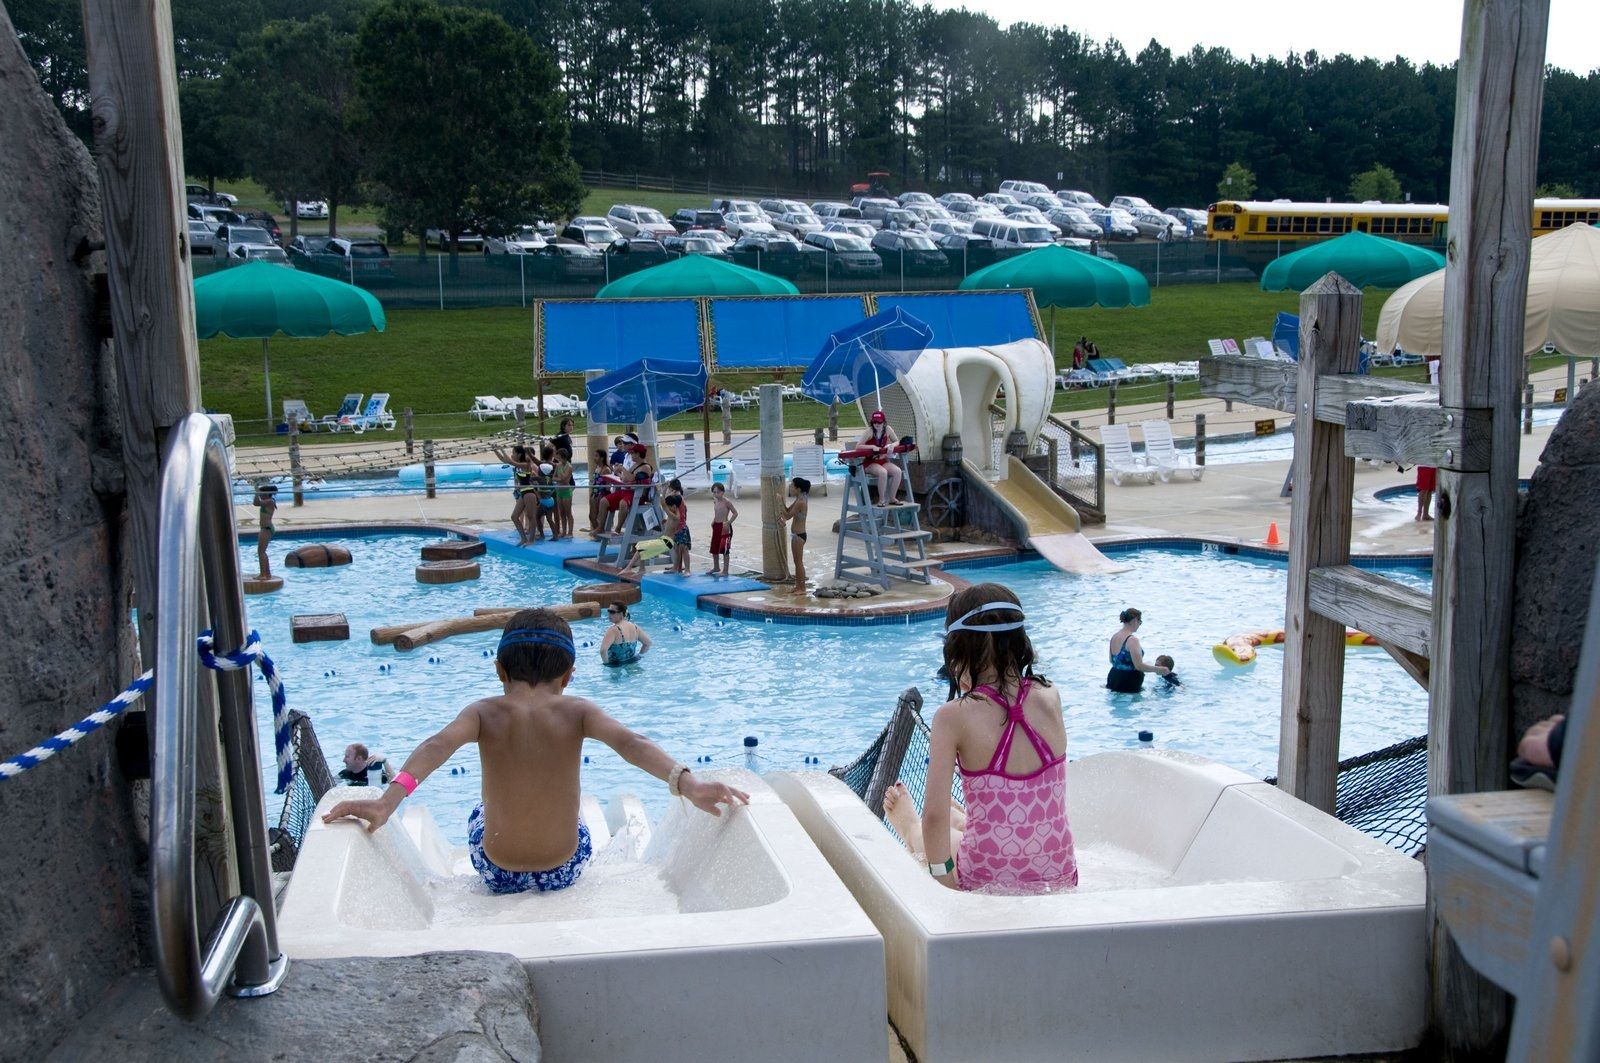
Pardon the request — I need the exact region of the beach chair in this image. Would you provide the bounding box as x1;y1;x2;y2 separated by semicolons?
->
282;399;317;431
1086;358;1131;386
1206;339;1228;358
670;438;716;494
470;396;510;421
1110;358;1162;381
1221;338;1242;357
792;443;829;496
1139;419;1203;482
726;439;764;499
1099;423;1158;486
343;392;396;433
321;393;363;432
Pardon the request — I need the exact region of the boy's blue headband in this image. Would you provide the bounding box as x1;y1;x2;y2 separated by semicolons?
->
944;601;1027;637
498;627;575;658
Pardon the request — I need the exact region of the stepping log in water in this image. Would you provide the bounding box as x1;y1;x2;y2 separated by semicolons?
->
416;559;481;584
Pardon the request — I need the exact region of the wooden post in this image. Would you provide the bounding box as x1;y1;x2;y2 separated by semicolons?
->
1070;418;1081;465
828;396;839;441
759;385;790;584
82;0;236;946
287;417;304;507
1107;381;1117;425
1427;0;1550;1049
814;427;824;446
515;403;526;446
1524;381;1534;435
1046;437;1059;485
403;407;414;456
1195;413;1207;466
720;390;733;444
423;439;436;499
1166;378;1176;419
1276;273;1363;813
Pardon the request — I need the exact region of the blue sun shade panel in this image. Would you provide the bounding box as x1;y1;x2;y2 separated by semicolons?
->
874;291;1039;349
709;295;869;368
540;299;702;373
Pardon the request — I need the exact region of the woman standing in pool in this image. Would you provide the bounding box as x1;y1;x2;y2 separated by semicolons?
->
598;602;651;666
253;483;278;577
882;582;1077;893
1106;607;1170;693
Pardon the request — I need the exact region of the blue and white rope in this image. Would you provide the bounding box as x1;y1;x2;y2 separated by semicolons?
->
0;671;154;781
198;629;292;795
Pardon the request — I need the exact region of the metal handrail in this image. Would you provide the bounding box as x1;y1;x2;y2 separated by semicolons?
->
152;413;288;1019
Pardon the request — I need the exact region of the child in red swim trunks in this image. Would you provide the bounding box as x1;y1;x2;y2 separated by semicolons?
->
709;482;738;576
1415;466;1436;521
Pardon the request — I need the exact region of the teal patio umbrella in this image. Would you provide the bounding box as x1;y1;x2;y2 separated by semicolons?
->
596;254;799;299
959;244;1150;352
1260;230;1446;291
194;260;387;424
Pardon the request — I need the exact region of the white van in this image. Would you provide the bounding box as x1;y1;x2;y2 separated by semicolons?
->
969;217;1056;249
999;179;1052;196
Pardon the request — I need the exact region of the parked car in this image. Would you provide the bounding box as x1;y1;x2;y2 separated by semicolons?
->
999;179;1052;196
1055;190;1102;209
758;198;812;218
1129;207;1184;240
937;191;978;212
485;227;548;254
880;207;926;231
227;244;290;265
425;227;486;250
853;197;899;227
729;232;811;278
1021;192;1064;212
533;240;606;281
239;209;282;244
1086;206;1140;241
671;208;725;233
1046;206;1104;240
825;220;877;241
558;221;623;248
954;204;1004;224
1002;205;1060;235
662;232;731;260
327;237;393;281
812;201;863;221
214;223;277;260
185;182;221;204
287;234;340;275
773;211;823;238
606;236;672;265
1164;207;1208;236
284;199;329;220
1110;195;1154;212
926;219;973;239
802;231;882;276
870;229;948;275
969;217;1056;249
606;204;677;240
896;191;937;208
721;209;777;239
713;198;762;216
187;219;216;255
981;192;1020;207
189;203;243;228
689;227;734;250
937;232;995;251
906;203;954;225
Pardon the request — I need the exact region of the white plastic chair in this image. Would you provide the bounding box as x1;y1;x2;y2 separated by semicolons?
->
282;399;317;431
671;438;716;493
1139;419;1203;482
1099;423;1158;486
792;443;829;496
470;396;509;421
726;438;764;498
321;393;363;432
345;392;395;433
1206;339;1228;358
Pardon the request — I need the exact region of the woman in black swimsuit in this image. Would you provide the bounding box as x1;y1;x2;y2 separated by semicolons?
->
1106;607;1169;693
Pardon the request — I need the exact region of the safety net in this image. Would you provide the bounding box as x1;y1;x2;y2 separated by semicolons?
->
270;710;337;871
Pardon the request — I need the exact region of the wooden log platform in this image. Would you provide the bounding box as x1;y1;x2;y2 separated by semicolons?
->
292;613;350;644
416;559;480;584
420;539;486;561
572;582;640;607
370;601;601;651
242;575;284;594
284;543;353;568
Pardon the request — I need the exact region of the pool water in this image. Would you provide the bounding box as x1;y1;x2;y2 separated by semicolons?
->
241;532;1431;842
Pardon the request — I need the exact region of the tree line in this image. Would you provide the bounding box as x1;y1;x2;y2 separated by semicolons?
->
11;0;1599;223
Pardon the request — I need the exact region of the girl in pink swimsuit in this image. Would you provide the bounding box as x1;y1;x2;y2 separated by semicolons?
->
883;583;1078;893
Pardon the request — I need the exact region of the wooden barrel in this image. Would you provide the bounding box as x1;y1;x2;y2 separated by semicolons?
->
420;539;487;561
416;559;481;584
243;575;284;594
284;543;353;568
572;582;640;607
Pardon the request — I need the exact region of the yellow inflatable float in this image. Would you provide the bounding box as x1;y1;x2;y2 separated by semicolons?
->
1213;629;1380;665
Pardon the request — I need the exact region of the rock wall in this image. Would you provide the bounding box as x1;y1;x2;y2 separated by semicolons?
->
1511;382;1600;736
0;8;142;1058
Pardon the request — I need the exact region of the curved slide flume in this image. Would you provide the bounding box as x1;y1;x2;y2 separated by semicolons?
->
963;456;1128;575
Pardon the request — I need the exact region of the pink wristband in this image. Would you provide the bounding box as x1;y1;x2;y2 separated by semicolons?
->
392;771;418;796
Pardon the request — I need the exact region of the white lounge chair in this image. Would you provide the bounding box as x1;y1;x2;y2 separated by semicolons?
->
1099;423;1158;486
670;438;716;494
344;392;396;433
321;393;363;432
1221;338;1242;357
282;399;318;431
1206;339;1228;358
792;443;829;496
726;439;764;499
1139;419;1203;482
470;396;510;421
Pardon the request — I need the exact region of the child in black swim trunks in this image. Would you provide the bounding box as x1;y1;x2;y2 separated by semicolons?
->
1155;654;1181;688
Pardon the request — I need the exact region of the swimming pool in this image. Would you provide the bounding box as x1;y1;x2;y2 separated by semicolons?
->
240;531;1431;842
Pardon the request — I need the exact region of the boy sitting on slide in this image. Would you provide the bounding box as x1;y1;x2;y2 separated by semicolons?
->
322;608;748;894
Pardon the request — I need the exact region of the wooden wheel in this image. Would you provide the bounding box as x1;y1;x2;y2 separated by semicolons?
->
926;477;964;529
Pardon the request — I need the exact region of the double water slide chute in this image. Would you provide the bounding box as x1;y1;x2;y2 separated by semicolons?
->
870;339;1123;575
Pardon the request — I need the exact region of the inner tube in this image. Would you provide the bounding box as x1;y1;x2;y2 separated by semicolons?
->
398;462;482;483
1214;629;1379;666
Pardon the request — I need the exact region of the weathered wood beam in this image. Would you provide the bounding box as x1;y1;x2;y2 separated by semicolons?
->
1308;565;1433;658
1377;641;1431;690
1197;356;1296;413
1343;400;1493;471
1277;274;1363;815
1429;0;1550;1050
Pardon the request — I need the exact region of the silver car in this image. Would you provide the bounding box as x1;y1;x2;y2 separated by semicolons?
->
773;211;823;238
187;219;217;255
1129;208;1184;239
485;226;549;254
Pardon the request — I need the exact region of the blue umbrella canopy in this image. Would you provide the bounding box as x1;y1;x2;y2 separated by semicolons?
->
585;357;709;423
800;306;934;406
1259;231;1446;291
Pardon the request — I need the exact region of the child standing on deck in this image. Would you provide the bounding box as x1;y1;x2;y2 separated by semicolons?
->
553;448;575;540
253;483;278;577
663;479;690;575
782;476;810;595
709;482;738;576
323;608;746;894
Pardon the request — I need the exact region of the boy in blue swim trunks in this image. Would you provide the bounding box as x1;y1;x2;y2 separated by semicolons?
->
323;607;748;894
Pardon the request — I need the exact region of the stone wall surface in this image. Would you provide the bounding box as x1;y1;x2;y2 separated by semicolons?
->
1511;382;1600;735
0;7;142;1059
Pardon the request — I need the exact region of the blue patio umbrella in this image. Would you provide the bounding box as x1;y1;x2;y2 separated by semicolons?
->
800;306;934;409
584;357;709;424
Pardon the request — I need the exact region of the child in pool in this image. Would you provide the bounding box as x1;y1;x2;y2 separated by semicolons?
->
882;583;1078;893
322;608;744;894
709;482;738;576
253;484;278;577
1155;654;1181;688
781;476;810;595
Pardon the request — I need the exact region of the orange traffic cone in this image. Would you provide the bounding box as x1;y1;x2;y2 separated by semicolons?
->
1265;522;1282;546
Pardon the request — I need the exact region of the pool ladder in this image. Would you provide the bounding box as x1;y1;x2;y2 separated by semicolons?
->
151;412;288;1019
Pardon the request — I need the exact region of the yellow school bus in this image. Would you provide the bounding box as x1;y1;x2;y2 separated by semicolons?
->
1207;198;1600;244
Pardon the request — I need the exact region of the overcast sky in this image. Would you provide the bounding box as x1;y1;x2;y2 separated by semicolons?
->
924;0;1598;76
